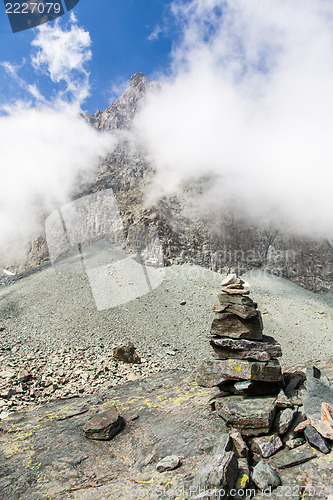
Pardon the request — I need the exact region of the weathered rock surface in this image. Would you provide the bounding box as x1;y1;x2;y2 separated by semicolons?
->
196;359;282;388
303;365;333;419
215;395;277;436
304;424;331;454
83;407;125;440
192;450;238;495
211;336;281;361
252;461;281;490
210;312;263;340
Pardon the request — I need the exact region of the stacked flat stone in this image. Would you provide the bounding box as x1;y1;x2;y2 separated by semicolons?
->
196;274;284;436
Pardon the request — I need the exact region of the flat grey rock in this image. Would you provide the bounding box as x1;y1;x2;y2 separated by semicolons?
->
196;359;282;388
252;461;281;490
303;365;333;419
304;425;331;454
192;434;238;492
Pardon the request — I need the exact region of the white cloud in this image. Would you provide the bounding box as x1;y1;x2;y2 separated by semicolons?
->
136;0;333;237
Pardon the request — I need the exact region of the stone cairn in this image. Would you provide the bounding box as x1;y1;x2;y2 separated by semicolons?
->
193;274;333;495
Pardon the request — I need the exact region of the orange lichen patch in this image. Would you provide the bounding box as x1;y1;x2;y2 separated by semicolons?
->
321;402;333;424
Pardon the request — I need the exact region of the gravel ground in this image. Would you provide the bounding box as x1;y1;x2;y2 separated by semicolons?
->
1;261;333;415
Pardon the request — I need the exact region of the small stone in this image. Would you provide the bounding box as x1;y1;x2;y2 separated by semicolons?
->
210;312;263;340
180;300;186;305
295;417;333;440
216;294;258;319
285;437;305;449
274;406;298;435
276;389;293;409
271;443;316;469
303;365;333;419
192;434;236;491
304;425;331;454
215;395;277;436
17;369;31;383
113;342;141;364
156;455;181;472
230;432;248;458
252;461;281;490
83;407;125;441
211;336;281;361
251;434;283;458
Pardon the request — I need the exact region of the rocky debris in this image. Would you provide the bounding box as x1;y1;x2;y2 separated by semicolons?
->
271;443;316;469
303;365;333;419
252;461;281;491
113;341;141;364
83;407;125;440
303;425;331;454
275;389;293;409
156;455;181;472
251;434;283;458
0;346;162;415
191;434;238;495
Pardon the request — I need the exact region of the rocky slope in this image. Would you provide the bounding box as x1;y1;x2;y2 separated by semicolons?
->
2;73;332;292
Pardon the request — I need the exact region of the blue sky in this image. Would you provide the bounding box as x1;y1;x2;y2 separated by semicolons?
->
0;0;177;112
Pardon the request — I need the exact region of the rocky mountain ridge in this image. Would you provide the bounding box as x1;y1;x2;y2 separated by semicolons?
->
2;72;333;292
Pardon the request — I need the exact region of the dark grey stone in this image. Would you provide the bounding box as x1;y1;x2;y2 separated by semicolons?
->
304;425;331;454
303;365;333;419
271;443;316;469
215;395;277;436
211;335;282;361
209;312;263;340
252;461;281;490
